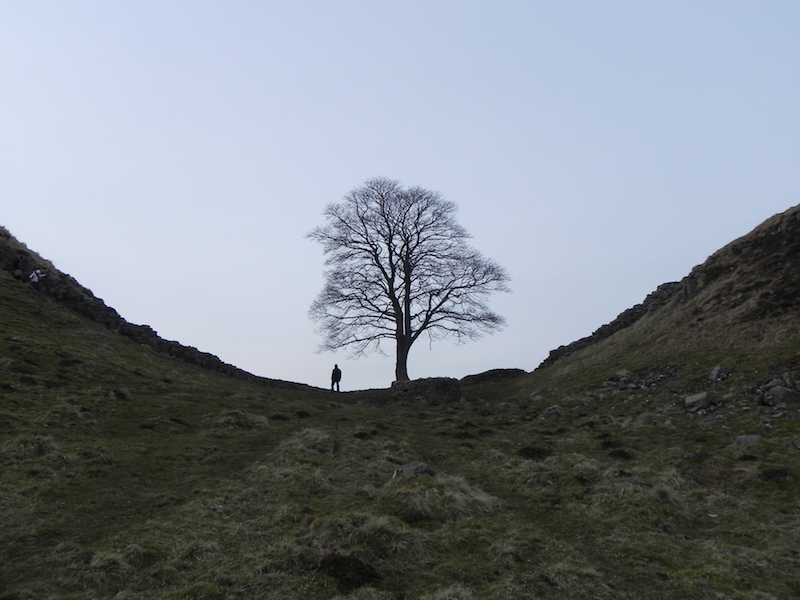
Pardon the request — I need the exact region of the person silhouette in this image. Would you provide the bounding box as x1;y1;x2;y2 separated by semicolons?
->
331;364;342;392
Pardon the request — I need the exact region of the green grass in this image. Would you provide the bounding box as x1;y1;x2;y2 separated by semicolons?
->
2;267;800;599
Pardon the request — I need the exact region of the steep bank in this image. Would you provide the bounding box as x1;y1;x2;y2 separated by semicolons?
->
537;203;800;376
0;225;310;389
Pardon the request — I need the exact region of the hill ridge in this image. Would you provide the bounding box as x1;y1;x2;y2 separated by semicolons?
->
0;225;313;390
538;203;800;371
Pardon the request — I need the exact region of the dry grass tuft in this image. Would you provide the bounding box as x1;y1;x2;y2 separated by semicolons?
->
211;410;269;429
4;434;58;459
487;541;524;567
278;427;335;459
303;513;427;564
41;400;97;429
378;474;496;524
261;538;319;573
177;539;219;561
331;586;396;600
89;551;132;573
425;583;475;600
535;561;610;595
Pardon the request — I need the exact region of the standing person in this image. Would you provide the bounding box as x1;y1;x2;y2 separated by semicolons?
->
331;364;342;392
29;269;46;292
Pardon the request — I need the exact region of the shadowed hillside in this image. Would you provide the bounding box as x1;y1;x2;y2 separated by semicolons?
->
2;213;800;600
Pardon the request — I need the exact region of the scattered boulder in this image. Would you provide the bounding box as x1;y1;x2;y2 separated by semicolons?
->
540;405;562;421
764;385;800;406
108;388;132;402
685;392;709;412
708;366;732;382
390;377;461;404
600;366;683;392
391;462;436;480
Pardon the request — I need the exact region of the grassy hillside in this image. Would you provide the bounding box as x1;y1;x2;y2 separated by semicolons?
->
3;231;800;599
538;204;800;383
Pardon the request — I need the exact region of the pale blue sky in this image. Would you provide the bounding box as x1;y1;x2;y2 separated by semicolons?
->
2;2;799;389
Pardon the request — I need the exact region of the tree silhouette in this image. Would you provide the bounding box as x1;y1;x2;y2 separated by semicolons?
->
308;177;510;383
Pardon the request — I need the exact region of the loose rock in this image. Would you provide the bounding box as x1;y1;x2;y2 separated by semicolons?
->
765;386;800;406
685;392;709;412
540;405;562;420
392;463;436;480
736;435;762;446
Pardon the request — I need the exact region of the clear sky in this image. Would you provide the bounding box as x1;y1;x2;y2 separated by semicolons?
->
2;2;799;390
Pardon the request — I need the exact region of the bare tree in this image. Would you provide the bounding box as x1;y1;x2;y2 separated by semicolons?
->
308;177;511;383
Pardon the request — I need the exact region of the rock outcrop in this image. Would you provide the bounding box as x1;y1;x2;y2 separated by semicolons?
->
460;368;526;385
538;282;680;369
390;377;462;404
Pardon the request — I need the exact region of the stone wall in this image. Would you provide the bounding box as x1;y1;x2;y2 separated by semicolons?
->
390;377;462;404
0;226;310;390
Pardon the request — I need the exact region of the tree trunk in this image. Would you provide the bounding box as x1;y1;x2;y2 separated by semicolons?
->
395;336;411;382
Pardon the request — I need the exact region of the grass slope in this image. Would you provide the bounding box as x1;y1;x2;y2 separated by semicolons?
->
2;266;800;599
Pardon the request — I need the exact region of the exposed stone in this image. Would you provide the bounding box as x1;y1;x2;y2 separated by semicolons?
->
765;385;800;406
391;462;436;480
736;435;762;446
390;377;461;404
793;439;800;450
107;388;132;401
783;371;799;387
540;405;562;420
685;392;709;412
460;368;526;385
708;366;732;382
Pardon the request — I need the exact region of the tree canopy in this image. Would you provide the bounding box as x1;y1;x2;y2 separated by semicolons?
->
308;177;510;382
